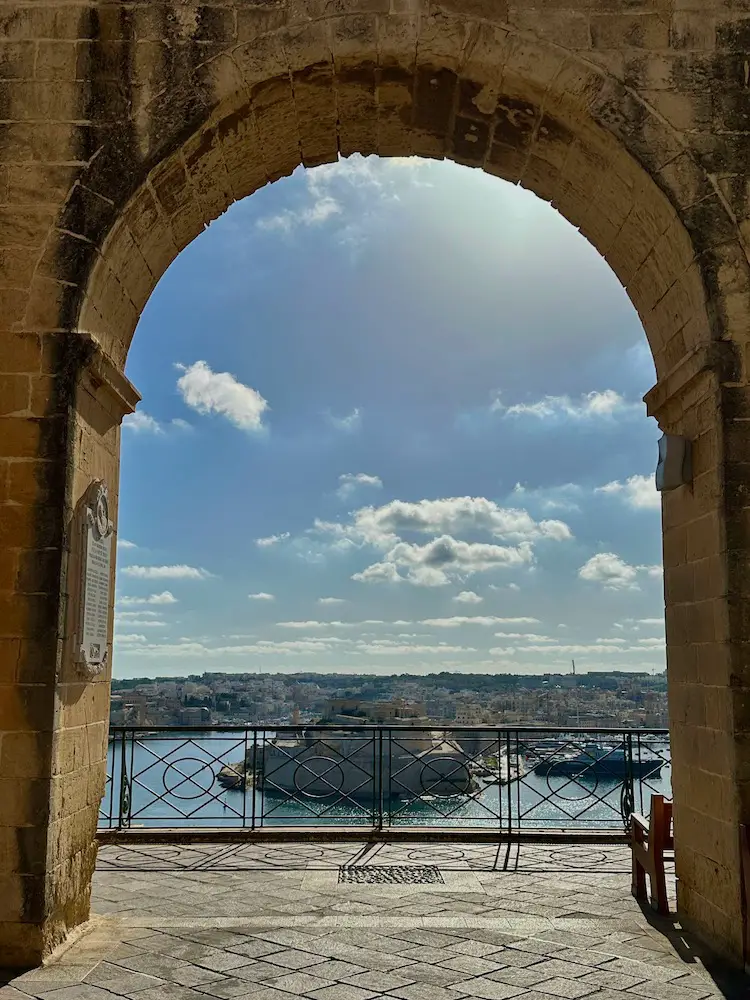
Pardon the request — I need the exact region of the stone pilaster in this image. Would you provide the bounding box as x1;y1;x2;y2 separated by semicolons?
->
0;336;138;968
646;343;749;963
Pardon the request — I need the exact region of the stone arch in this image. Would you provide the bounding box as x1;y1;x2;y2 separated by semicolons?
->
3;0;750;971
59;20;744;381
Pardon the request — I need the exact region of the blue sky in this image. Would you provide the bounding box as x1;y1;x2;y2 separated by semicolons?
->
114;156;666;678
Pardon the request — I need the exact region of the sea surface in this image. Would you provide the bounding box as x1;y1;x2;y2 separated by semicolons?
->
100;731;672;832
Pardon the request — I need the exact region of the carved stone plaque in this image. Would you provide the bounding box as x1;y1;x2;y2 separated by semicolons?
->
77;481;113;678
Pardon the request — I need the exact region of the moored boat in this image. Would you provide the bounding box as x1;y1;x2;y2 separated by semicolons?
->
532;743;663;779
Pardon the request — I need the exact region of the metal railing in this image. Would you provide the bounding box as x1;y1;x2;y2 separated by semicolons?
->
99;725;671;836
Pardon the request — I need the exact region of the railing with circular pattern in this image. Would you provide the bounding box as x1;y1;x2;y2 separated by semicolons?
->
99;725;671;835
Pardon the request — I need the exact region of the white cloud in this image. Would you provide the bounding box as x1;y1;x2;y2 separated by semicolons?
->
316;496;572;553
255;155;429;243
596;474;660;510
115;611;161;619
116;633;147;644
123;636;477;658
579;553;638;590
318;597;347;605
351;561;403;584
256;532;290;548
638;617;664;626
453;591;483;604
421;616;540;627
118;591;178;606
122;411;163;433
329;408;362;433
176;360;268;432
117;538;138;550
637;637;666;648
490;643;641;656
277;619;388;629
353;535;534;587
248;592;275;601
354;640;472;656
114;618;166;628
122;412;189;434
257;195;342;233
577;553;660;591
337;472;383;500
492;389;640;421
121;565;214;580
493;632;553;641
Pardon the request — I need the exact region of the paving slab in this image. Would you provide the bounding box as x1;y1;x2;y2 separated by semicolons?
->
2;842;747;1000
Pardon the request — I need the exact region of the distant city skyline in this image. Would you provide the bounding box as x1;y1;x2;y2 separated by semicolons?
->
114;155;665;678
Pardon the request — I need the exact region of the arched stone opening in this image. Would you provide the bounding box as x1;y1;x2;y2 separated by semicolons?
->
2;1;750;973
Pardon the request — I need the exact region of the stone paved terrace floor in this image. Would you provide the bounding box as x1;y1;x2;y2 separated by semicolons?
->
2;842;748;1000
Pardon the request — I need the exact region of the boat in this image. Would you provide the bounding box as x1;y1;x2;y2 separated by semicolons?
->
217;728;477;799
532;743;663;779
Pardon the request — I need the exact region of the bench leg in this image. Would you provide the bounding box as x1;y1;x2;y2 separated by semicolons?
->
631;830;647;902
651;848;669;915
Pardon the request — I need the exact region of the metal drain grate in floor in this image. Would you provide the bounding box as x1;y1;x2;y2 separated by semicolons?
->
338;865;444;884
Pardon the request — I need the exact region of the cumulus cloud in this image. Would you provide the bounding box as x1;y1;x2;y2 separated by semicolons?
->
493;632;553;641
116;631;474;659
117;538;138;550
353;536;535;587
355;640;472;656
578;553;660;591
118;591;178;606
122;411;163;433
255;155;429;243
121;565;214;580
256;532;291;548
492;389;640;421
117;633;148;644
328;408;362;433
351;560;404;584
490;642;641;656
421;616;540;627
453;591;483;604
257;195;342;233
176;361;268;432
277;619;387;629
596;474;660;510
316;496;572;555
318;597;346;605
336;472;382;500
248;592;275;601
114;617;166;628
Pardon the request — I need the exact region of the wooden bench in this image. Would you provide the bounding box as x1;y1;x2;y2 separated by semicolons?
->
630;794;673;915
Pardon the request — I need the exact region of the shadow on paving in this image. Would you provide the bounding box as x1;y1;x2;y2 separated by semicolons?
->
1;841;748;1000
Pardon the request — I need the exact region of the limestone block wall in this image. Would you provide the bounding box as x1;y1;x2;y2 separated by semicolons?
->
0;0;749;968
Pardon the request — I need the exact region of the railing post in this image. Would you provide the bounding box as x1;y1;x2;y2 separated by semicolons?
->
240;728;248;830
118;727;130;829
376;728;384;833
253;728;260;831
621;730;635;832
106;730;115;829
